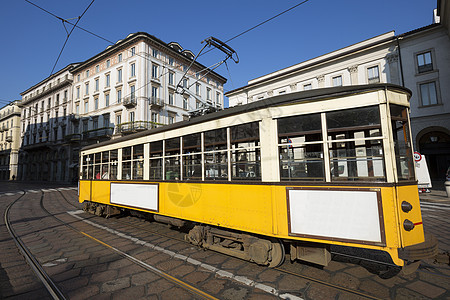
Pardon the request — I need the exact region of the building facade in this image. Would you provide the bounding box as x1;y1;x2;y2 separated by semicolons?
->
16;32;226;183
70;32;226;147
226;5;450;182
19;64;79;182
0;101;21;180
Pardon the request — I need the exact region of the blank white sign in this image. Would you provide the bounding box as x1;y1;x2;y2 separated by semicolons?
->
288;189;382;243
111;183;158;211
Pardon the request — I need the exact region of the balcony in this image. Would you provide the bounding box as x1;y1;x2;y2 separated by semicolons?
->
116;121;161;134
123;97;137;108
149;97;164;110
83;127;114;140
69;114;80;122
64;133;81;143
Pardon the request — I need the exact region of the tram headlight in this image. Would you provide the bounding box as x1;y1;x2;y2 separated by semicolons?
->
401;201;413;213
403;219;415;231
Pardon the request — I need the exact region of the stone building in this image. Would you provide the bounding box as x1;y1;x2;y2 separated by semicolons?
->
19;64;79;182
0;101;21;180
226;3;450;182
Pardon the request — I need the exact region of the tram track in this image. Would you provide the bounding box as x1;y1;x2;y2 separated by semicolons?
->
59;190;379;300
3;191;66;299
39;189;219;300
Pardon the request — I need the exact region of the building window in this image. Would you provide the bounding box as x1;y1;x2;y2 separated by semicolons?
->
116;114;121;125
117;69;122;83
96;65;99;73
76;103;80;114
196;83;201;96
151;86;158;99
85;82;89;95
169;92;174;106
94;97;99;110
183;78;188;88
84;101;89;113
417;51;433;73
117;89;122;103
118;53;122;62
169;72;175;86
95;78;99;91
206;88;211;100
367;66;380;84
103;114;110;128
106;59;110;68
151;112;158;123
130;85;136;101
419;81;438;106
131;63;136;77
106;74;110;87
93;118;98;130
332;75;342;87
86;70;90;77
130;111;135;123
216;92;221;104
131;47;135;56
64;89;68;100
76;86;80;99
303;83;312;90
152;49;158;58
169;116;174;124
105;93;110;107
169;57;174;66
183;97;188;109
77;74;80;82
152;64;158;79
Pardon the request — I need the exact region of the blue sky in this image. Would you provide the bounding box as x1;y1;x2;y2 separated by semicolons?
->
0;0;437;107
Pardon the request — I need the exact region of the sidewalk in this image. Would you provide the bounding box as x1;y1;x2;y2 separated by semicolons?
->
419;188;450;204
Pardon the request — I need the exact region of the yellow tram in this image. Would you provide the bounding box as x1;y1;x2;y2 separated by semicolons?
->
79;84;437;271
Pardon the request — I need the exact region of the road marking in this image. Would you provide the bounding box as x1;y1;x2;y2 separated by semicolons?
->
67;210;303;300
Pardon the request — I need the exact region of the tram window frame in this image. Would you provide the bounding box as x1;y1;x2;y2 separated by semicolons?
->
149;140;163;180
204;128;228;180
122;146;132;180
278;113;325;181
182;133;202;180
390;104;415;181
133;144;144;180
230;122;261;181
165;137;180;180
110;149;118;180
326;106;386;182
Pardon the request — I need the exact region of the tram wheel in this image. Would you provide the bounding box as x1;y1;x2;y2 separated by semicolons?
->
269;239;285;268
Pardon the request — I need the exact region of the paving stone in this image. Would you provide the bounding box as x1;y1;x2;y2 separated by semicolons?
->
118;263;146;277
156;258;184;272
67;284;100;300
131;272;160;285
52;268;81;282
406;280;446;298
90;269;119;283
247;292;279;300
59;275;89;292
183;270;211;285
101;277;131;293
358;279;390;299
221;287;249;300
146;278;173;294
395;287;428;299
112;285;145;299
277;273;309;292
169;264;196;277
108;258;131;270
258;269;282;283
330;272;360;290
200;277;226;295
305;283;339;300
160;287;194;300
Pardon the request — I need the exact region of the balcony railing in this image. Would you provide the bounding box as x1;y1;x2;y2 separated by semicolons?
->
64;133;82;142
116;121;162;134
83;127;114;140
149;97;164;109
123;97;137;107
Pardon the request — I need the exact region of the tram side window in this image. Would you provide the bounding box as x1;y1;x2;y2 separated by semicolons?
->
278;113;324;181
327;106;386;181
82;154;94;179
183;133;202;180
390;105;415;181
110;149;118;180
93;153;101;180
122;146;132;180
150;141;163;180
231;122;261;180
133;144;144;180
100;151;109;179
165;138;180;180
204;128;227;180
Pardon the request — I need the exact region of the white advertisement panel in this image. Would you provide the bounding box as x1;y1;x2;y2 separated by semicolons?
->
111;183;159;211
288;189;382;243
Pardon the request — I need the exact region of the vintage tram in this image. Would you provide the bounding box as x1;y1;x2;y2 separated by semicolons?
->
78;84;437;272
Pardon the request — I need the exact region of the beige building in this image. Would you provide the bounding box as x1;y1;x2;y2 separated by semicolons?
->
70;32;226;144
0;101;21;180
226;2;450;182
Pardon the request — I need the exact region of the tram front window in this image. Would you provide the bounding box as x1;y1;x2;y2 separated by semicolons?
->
278;113;324;181
390;105;415;181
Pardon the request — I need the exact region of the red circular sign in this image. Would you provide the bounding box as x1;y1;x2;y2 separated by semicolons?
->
414;152;422;162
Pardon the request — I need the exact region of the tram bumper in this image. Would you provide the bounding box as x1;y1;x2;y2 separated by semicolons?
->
398;233;439;262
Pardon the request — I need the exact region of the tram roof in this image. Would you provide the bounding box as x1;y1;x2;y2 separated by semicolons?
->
81;83;411;151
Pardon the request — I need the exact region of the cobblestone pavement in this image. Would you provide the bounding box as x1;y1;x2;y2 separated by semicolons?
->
0;182;449;299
